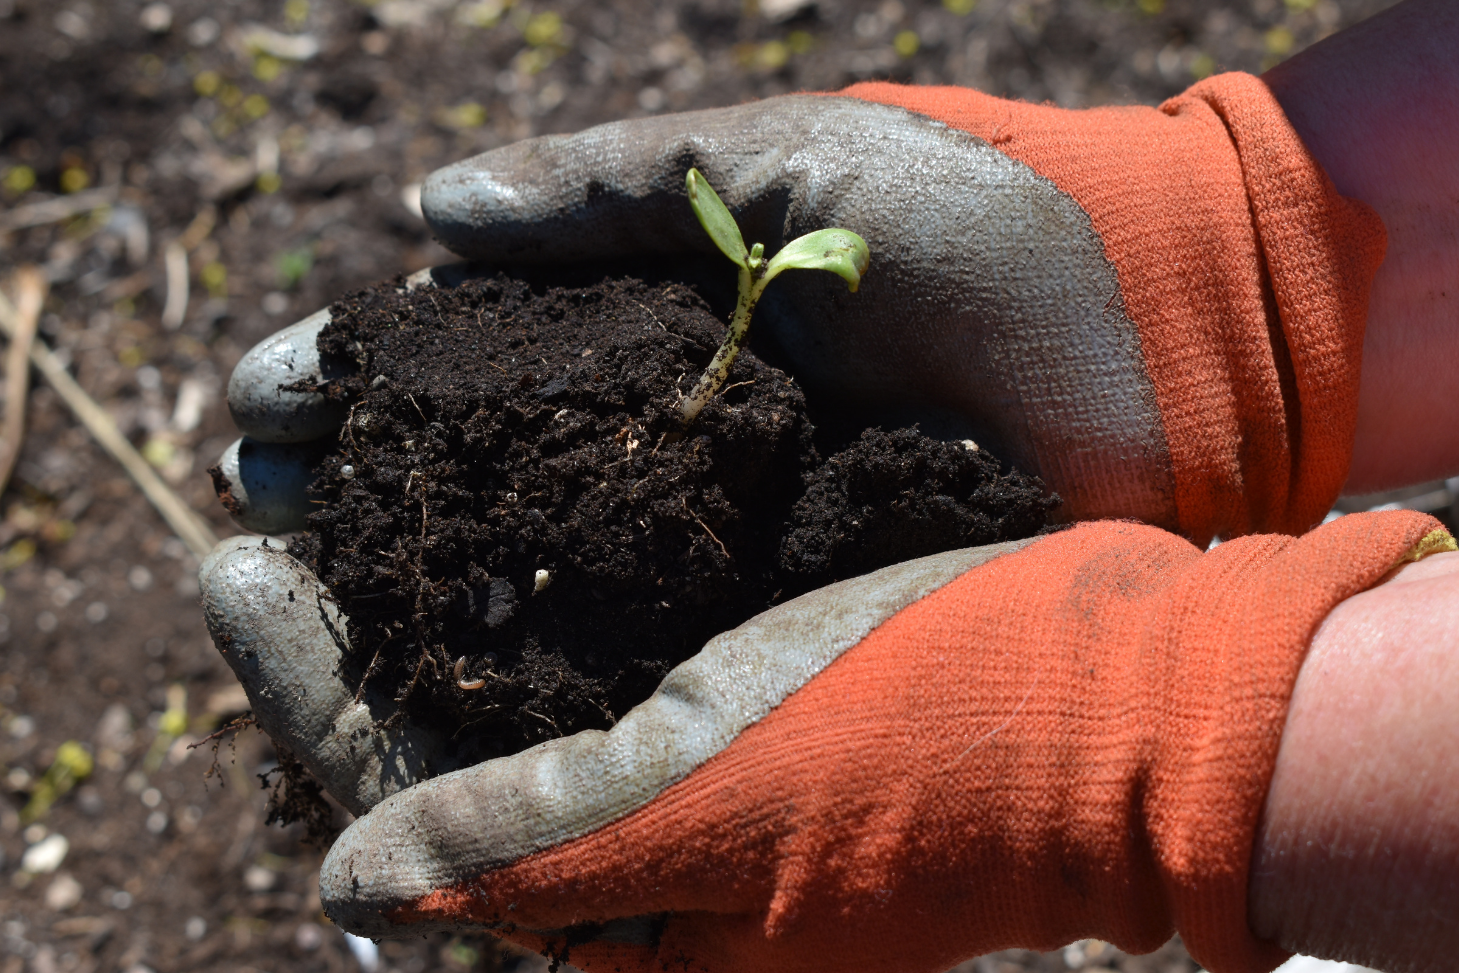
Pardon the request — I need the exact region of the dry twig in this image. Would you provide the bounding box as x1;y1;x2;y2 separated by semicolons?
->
160;241;189;331
161;207;218;331
0;287;220;558
0;267;47;496
682;496;729;559
0;187;118;233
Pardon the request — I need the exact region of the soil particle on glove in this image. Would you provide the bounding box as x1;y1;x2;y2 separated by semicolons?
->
288;272;1058;760
208;466;246;518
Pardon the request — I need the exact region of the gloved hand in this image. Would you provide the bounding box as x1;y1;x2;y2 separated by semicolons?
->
200;507;1454;973
217;72;1385;545
200;5;1459;968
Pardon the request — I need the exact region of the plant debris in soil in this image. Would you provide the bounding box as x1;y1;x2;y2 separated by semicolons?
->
285;272;1058;760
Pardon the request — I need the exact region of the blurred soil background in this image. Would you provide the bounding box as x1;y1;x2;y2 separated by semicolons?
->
0;0;1435;971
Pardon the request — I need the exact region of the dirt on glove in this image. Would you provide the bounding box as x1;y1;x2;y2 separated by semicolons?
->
284;271;1058;764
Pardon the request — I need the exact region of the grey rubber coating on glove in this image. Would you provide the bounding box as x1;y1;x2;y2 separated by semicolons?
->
228;311;349;443
319;538;1035;937
199;536;454;817
423;95;1175;528
212;437;322;534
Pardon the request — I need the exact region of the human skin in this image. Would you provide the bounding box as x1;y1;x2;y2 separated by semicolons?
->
1264;0;1459;494
1251;549;1459;972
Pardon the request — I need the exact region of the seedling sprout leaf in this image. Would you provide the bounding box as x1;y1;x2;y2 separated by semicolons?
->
762;228;871;292
680;170;869;428
686;168;748;267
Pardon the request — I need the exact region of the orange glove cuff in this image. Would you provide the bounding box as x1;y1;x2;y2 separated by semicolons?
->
838;75;1387;543
402;512;1444;973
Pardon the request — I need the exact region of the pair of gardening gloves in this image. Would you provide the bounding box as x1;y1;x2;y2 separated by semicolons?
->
202;72;1448;973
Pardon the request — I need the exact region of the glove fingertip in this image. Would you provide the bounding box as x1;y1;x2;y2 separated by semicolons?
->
208;436;321;534
228;310;348;443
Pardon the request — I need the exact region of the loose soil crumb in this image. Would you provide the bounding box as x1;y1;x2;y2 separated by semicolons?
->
782;427;1056;587
288;272;1057;760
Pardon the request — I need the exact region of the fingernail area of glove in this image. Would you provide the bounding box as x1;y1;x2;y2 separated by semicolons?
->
228;310;349;442
208;437;324;534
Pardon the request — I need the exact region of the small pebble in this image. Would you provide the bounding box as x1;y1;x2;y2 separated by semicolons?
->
340;464;356;479
185;916;207;941
243;865;276;892
21;834;68;874
128;566;154;591
961;439;979;452
44;874;83;911
370;374;389;389
295;923;324;950
533;569;551;594
185;16;219;46
138;3;172;33
638;86;666;111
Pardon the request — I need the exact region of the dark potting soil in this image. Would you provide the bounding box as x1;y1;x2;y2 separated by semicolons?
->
289;272;1058;759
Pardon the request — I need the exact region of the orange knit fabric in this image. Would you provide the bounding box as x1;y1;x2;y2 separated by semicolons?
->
836;75;1386;544
395;511;1443;973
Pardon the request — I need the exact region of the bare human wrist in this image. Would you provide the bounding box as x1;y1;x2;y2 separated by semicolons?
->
1250;550;1459;971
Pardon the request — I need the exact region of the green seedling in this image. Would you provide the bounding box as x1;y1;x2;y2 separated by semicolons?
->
21;740;93;825
679;167;869;428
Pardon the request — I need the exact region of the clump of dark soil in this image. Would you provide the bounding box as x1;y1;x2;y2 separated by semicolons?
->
289;272;1057;758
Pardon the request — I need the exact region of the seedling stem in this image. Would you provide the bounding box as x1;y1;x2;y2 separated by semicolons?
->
679;168;868;427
